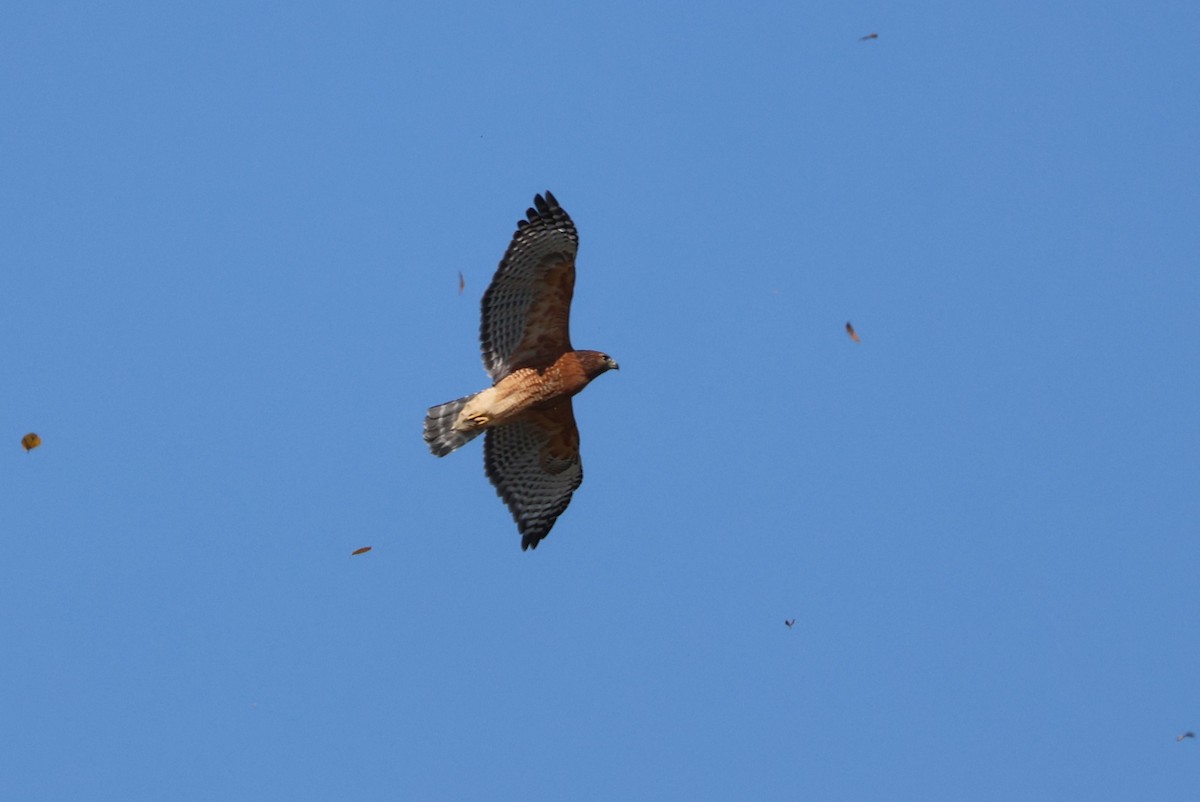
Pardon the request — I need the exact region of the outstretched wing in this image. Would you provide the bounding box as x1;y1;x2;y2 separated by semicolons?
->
483;402;583;550
480;192;578;381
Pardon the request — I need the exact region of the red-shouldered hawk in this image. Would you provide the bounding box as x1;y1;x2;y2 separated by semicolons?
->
424;192;619;550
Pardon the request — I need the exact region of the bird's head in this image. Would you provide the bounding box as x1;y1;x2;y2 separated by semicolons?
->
578;350;620;379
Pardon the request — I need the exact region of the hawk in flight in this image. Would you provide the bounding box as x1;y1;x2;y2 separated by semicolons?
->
424;192;619;550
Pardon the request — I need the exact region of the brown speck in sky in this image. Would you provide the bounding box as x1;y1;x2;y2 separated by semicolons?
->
860;32;879;41
351;546;372;556
21;433;41;452
458;271;466;295
846;322;861;343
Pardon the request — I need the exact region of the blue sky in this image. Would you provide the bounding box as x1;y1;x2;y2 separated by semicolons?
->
2;1;1198;799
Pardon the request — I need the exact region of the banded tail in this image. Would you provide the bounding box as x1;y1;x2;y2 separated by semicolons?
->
424;393;483;457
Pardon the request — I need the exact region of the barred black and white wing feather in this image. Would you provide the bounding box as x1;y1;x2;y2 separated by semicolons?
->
479;192;578;381
484;404;583;550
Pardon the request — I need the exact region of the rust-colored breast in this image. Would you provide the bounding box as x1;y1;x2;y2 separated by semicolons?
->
546;352;592;397
487;351;595;424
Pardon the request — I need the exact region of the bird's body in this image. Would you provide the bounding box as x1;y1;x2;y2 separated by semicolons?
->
423;192;618;550
424;349;614;457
